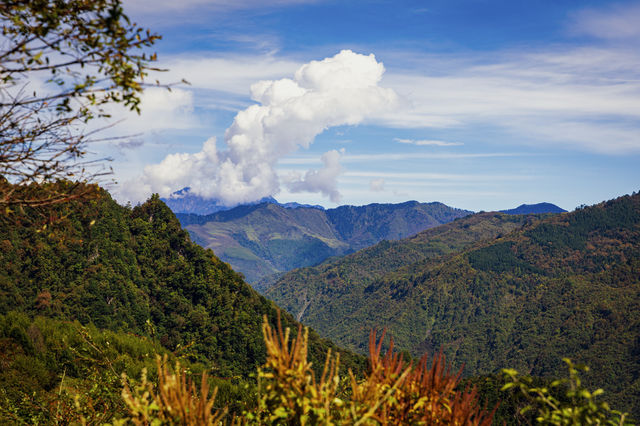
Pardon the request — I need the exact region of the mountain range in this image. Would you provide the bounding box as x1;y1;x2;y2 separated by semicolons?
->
265;192;640;415
175;201;473;282
160;187;324;215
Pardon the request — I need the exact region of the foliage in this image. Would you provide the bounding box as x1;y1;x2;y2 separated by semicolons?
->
0;0;162;208
0;311;168;424
266;211;534;344
267;192;640;416
0;181;365;380
502;359;631;425
249;314;495;425
111;355;227;426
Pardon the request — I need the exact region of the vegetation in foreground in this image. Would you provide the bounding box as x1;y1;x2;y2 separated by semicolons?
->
16;315;626;425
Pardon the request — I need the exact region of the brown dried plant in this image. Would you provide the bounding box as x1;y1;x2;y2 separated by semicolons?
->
251;312;343;424
363;330;495;425
113;355;227;425
252;313;495;425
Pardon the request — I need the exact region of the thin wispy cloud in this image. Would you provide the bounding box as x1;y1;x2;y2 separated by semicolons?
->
379;46;640;153
344;171;534;181
369;178;385;192
569;2;640;40
162;41;640;155
161;55;301;97
107;0;640;210
394;138;463;147
279;152;526;165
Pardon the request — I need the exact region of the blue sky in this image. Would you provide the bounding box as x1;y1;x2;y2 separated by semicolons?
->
106;0;640;211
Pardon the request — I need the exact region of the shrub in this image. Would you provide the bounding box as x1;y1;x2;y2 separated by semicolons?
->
502;358;631;425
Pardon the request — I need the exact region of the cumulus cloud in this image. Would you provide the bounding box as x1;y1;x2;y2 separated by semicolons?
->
126;50;397;204
369;178;385;192
286;149;343;202
394;138;463;146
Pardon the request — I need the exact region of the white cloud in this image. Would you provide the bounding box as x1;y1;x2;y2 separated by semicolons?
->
162;55;301;98
380;46;640;153
115;138;145;151
100;87;196;135
369;178;385;192
394;138;463;146
345;171;533;181
278;151;524;165
123;50;397;204
285;149;344;202
570;2;640;40
151;39;640;156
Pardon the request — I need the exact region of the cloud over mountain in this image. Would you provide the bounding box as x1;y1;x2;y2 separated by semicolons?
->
125;50;397;205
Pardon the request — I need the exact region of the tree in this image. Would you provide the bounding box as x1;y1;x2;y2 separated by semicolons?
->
0;0;162;210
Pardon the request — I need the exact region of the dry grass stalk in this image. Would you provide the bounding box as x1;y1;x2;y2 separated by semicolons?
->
118;355;227;425
256;313;495;425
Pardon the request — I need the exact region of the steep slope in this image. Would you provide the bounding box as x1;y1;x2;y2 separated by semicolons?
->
178;200;472;282
266;212;537;324
0;183;364;380
267;193;640;415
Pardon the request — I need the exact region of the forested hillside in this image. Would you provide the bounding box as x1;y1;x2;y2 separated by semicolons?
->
0;182;365;421
265;211;539;319
177;200;472;282
267;192;640;416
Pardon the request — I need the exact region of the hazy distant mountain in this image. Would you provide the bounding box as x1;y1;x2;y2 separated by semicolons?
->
176;200;472;282
160;187;278;215
280;201;325;210
500;202;566;215
266;192;640;416
160;187;324;215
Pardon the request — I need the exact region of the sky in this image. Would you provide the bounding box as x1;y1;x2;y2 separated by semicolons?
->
101;0;640;211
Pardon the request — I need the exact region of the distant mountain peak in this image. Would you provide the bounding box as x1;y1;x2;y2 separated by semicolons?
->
160;187;278;215
500;202;566;215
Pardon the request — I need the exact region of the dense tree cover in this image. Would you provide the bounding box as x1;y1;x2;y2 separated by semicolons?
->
0;312;254;423
266;212;535;328
177;200;471;283
0;182;365;380
267;192;640;417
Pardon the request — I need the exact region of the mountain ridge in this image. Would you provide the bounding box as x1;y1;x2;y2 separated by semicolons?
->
160;187;324;215
175;200;473;282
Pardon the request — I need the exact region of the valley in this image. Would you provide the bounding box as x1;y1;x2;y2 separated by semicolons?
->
175;200;472;282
